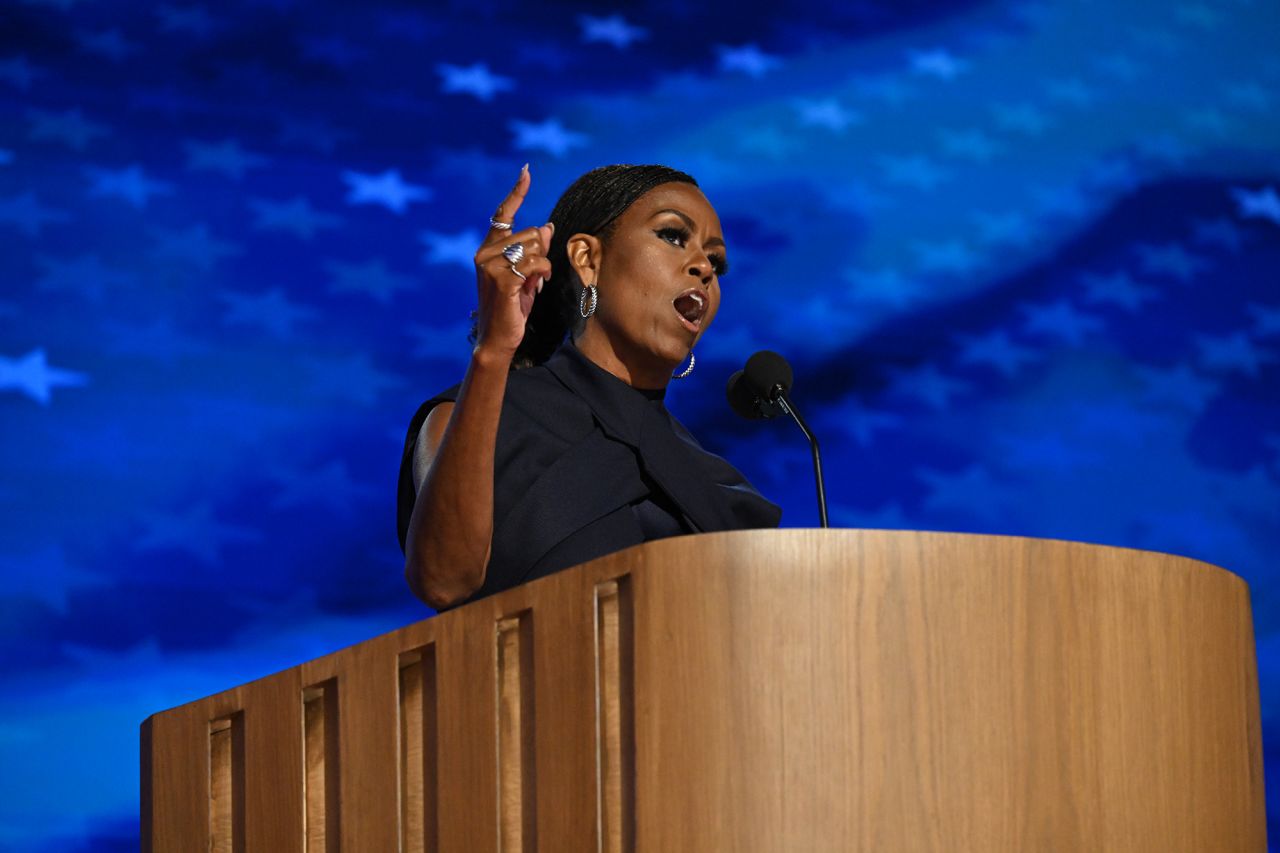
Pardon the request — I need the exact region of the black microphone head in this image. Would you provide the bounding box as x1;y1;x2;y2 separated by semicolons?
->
726;369;785;420
743;350;793;398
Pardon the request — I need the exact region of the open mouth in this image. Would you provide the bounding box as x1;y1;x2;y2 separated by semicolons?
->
672;289;707;332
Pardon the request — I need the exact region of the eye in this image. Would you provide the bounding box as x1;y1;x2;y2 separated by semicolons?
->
709;253;729;277
656;226;689;247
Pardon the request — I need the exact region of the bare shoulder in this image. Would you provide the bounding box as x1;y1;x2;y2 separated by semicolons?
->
412;401;455;493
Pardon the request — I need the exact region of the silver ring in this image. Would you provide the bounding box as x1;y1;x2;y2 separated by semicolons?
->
489;217;513;230
509;262;527;281
502;242;525;264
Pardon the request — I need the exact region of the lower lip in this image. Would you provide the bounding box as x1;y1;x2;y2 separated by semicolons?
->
675;307;702;334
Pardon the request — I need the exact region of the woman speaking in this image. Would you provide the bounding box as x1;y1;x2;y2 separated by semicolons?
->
397;164;780;610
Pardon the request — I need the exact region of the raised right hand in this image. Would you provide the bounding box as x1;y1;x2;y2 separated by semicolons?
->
472;164;554;358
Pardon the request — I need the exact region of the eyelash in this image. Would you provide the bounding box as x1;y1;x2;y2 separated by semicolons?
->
656;227;729;277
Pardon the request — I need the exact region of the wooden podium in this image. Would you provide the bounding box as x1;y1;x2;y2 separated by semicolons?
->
141;530;1265;851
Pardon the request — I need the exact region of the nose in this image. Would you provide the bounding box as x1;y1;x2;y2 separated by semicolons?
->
687;253;713;285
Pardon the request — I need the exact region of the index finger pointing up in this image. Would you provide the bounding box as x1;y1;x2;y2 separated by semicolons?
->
486;163;530;241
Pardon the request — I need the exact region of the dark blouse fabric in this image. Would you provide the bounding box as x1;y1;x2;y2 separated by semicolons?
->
396;342;781;608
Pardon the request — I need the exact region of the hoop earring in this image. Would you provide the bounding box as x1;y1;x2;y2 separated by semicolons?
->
672;351;695;380
579;283;598;319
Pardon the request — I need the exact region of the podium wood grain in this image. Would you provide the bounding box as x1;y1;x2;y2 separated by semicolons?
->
141;530;1265;851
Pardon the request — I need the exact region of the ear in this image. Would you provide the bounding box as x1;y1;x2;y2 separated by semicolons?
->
566;233;602;284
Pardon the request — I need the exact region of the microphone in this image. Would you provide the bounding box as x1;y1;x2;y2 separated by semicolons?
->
726;350;829;528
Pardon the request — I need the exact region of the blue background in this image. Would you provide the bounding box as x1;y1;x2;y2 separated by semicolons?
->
2;0;1278;848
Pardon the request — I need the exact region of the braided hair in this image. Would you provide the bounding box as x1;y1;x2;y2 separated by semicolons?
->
472;164;699;369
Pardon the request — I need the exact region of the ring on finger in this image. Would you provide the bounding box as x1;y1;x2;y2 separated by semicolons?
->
489;216;513;230
509;262;527;281
502;242;525;264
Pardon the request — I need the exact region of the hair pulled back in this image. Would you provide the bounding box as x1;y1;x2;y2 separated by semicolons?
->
501;163;698;368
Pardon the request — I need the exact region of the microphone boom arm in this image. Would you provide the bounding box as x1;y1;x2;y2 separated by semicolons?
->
774;387;829;529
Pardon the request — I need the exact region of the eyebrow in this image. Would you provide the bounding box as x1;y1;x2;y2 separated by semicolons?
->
652;208;726;250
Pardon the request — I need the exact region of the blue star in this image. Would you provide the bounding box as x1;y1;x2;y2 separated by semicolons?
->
301;34;367;67
908;48;967;80
992;103;1053;135
1190;217;1245;253
219;288;318;338
886;363;969;409
0;349;87;405
938;128;1002;162
149;224;241;272
342;169;431;214
27;108;109;150
73;28;137;62
34;254;135;302
1134;242;1209;283
954;329;1039;377
155;4;216;36
270;462;377;513
1045;77;1095;107
248;196;341;240
973;210;1033;246
84;164;174;208
1019;299;1104;345
302;352;402;406
1230;186;1280;226
325;258;416;304
1133;363;1218;411
913;239;978;274
579;14;648;49
278;118;351;153
135;504;261;566
1247;303;1280;337
716;44;779;77
1195;331;1274;376
408;321;474;360
184;138;269;180
880;154;949;190
0;55;45;90
795;99;861;132
419;229;483;268
0;192;70;236
1079;270;1158;312
436;63;513;101
509;118;588;157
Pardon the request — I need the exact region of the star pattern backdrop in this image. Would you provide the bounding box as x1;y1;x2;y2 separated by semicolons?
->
2;0;1279;848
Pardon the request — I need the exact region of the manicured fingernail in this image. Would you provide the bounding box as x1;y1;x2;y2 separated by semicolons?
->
544;221;555;234
521;162;529;174
536;278;544;293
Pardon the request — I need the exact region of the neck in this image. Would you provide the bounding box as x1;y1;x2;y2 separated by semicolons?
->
574;327;673;391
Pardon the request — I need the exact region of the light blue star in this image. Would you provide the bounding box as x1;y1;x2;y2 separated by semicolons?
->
248;196;341;239
908;48;967;80
1019;299;1104;345
954;329;1039;377
149;224;241;272
1133;363;1218;411
325;258;416;304
0;55;45;90
302;352;403;406
219;288;318;338
419;229;483;268
1079;270;1157;312
1195;331;1275;376
436;63;513;101
155;4;216;36
880;154;949;190
278;118;351;153
342;168;431;214
0;192;70;236
938;128;1002;162
408;321;474;360
84;163;174;208
1190;217;1245;254
913;239;978;275
886;363;969;409
27;108;109;150
34;254;134;301
1230;186;1280;226
973;210;1033;246
1045;77;1095;107
135;504;261;566
579;14;648;48
270;462;377;513
0;349;87;405
509;118;588;157
73;28;137;61
1247;303;1280;337
992;102;1053;135
716;44;779;77
184;138;269;180
1134;242;1209;283
795;99;861;132
301;34;366;67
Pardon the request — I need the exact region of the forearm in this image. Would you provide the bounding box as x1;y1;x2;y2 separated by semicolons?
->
404;345;510;608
